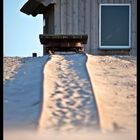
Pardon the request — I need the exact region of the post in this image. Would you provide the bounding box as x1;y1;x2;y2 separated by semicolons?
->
32;53;37;57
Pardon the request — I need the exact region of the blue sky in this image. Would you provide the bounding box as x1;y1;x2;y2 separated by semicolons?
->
4;0;43;57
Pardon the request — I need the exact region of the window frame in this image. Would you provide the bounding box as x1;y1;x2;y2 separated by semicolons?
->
99;3;131;49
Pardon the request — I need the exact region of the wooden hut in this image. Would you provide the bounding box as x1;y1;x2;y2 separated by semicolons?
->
20;0;137;56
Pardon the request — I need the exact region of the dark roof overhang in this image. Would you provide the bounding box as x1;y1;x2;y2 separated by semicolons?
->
20;0;55;17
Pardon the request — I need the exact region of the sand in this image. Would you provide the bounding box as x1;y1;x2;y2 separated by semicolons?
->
3;57;22;82
38;54;99;131
3;54;137;140
4;56;49;129
86;54;137;133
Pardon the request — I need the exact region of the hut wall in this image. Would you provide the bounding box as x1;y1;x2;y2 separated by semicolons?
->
52;0;136;55
43;5;55;55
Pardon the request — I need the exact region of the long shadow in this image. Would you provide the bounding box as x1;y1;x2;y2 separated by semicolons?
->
4;56;49;130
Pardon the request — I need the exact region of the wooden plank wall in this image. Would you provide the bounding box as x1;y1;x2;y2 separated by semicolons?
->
54;0;61;33
53;0;137;55
85;0;91;52
130;0;137;56
72;0;79;34
54;0;98;53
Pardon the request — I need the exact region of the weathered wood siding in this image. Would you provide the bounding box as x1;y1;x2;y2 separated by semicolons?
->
43;6;55;55
44;7;54;34
49;0;137;55
131;0;137;56
54;0;96;53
